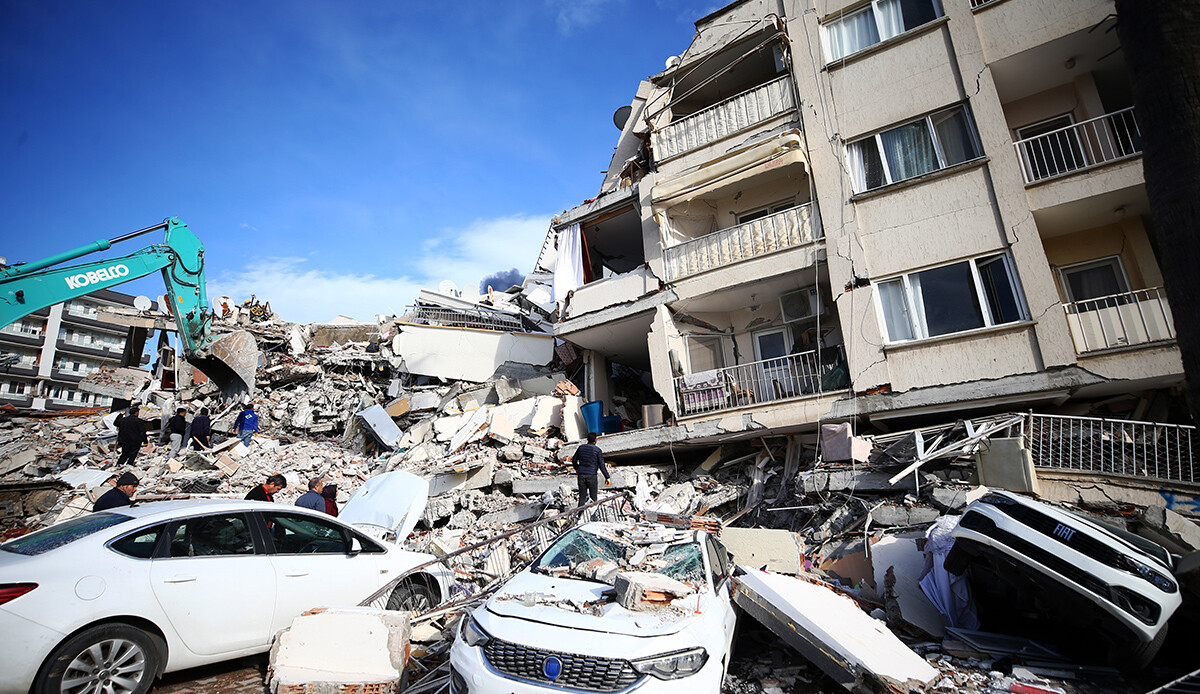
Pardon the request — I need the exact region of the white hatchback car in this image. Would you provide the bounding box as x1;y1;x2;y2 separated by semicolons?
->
450;521;737;694
0;496;451;694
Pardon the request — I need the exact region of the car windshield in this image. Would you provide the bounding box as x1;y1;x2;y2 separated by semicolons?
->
1;513;131;555
531;525;706;586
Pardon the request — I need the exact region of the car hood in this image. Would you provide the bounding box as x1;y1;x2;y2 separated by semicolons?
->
485;569;710;637
338;470;428;542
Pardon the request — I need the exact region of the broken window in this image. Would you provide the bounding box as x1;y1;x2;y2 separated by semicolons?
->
822;0;943;62
531;526;706;586
847;105;982;193
656;543;704;584
533;528;625;574
1;513;131;555
876;252;1027;342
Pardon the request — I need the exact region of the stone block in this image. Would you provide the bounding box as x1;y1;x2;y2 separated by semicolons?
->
870;504;941;527
721;527;804;574
976;437;1039;495
613;571;693;611
479;502;545;525
493;468;516;486
268;607;410;693
494;377;524;404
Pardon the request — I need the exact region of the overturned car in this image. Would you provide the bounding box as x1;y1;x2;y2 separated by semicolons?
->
947;490;1181;669
450;521;736;693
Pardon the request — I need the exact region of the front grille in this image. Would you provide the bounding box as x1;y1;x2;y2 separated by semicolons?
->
483;638;641;692
990;501;1128;569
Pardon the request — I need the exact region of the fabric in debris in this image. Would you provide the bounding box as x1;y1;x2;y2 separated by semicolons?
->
552;223;584;306
919;515;980;630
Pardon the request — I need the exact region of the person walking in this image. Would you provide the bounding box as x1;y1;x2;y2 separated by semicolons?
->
570;432;611;506
166;408;188;459
233;403;259;446
295;477;326;512
115;407;148;467
322;483;339;517
245;474;287;502
93;472;139;512
190;407;212;449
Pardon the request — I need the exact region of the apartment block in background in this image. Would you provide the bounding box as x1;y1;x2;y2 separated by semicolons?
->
0;287;153;410
541;0;1182;460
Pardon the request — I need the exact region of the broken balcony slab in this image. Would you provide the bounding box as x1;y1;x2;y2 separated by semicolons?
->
734;567;938;692
802;469;938;495
871;533;946;638
1137;504;1200;554
355;404;403;449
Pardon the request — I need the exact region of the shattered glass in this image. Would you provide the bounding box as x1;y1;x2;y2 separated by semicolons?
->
1;513;131;555
654;543;704;583
534;528;625;574
531;524;706;587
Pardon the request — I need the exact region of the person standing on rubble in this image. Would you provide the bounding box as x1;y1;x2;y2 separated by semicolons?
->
190;407;212;449
246;474;287;502
115;406;148;467
93;472;139;511
233;402;259;446
166;408;188;459
295;477;326;512
571;433;611;506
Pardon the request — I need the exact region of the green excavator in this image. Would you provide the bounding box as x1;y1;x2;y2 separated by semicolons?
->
0;217;259;398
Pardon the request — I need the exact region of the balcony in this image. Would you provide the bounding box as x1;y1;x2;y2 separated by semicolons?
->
651;76;796;162
1013;107;1141;185
674;349;846;417
1063;287;1175;354
398;305;535;334
663;203;820;282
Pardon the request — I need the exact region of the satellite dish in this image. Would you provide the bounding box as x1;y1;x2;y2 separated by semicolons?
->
665;55;681;70
438;280;459;296
460;285;480;302
613;105;633;130
133;295;152;312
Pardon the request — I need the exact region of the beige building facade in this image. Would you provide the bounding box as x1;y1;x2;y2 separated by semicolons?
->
543;0;1181;457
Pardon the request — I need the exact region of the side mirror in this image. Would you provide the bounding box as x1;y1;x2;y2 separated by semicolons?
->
349;537;363;556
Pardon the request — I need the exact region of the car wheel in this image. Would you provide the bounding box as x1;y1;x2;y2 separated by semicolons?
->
36;623;163;694
387;577;438;613
1113;623;1168;673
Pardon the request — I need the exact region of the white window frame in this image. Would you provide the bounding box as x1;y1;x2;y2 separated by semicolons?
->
684;334;728;373
846;104;982;193
1058;255;1130;303
873;252;1029;344
736;198;800;225
821;0;945;63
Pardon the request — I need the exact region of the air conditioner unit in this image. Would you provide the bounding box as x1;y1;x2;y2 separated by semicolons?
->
780;287;823;323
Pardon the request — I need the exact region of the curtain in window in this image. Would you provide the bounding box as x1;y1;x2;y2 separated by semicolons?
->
932;108;979;167
848;138;887;192
1066;264;1124;301
880;120;938;182
877;280;915;341
827;9;879;61
875;0;905;39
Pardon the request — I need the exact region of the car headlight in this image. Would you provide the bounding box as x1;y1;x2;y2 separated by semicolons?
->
631;648;708;680
461;615;491;648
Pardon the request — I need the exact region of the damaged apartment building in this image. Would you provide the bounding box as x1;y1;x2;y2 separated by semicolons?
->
541;0;1186;491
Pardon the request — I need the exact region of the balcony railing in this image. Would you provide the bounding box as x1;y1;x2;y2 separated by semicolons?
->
1025;413;1199;484
652;76;796;162
1062;287;1174;354
1013;107;1141;184
674;349;845;416
663;203;820;282
399;305;531;334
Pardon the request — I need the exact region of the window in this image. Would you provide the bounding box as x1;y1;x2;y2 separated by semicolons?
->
876;253;1026;342
847;105;982;193
262;512;350;554
168;514;255;557
1;513;130;555
1060;257;1129;303
686;335;726;373
736;199;799;225
111;525;166;559
823;0;943;62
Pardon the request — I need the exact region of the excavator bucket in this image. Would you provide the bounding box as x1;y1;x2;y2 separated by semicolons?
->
188;330;260;399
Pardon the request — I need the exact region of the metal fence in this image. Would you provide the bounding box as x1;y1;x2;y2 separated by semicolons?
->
652;75;796;161
399;305;529;333
663;203;821;281
674;348;842;416
1025;413;1200;484
1062;287;1175;353
1013;107;1141;184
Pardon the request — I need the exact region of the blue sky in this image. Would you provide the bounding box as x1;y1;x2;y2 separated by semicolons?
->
1;1;717;322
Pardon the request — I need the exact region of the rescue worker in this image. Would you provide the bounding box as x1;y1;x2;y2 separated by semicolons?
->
570;432;611;505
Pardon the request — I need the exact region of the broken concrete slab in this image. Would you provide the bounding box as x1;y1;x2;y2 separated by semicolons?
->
734;567;938;691
268;607;411;694
356;404;403;449
802;469;937;495
870;503;941;527
977;437;1040;495
871;534;946;637
479;502;544;525
821;422;871;463
721;527;804;574
397;418;434;449
512;475;575;495
1138;504;1200;555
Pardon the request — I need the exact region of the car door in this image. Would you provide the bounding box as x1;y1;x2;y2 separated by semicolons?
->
148;512;276;655
705;536;738;656
258;511;382;636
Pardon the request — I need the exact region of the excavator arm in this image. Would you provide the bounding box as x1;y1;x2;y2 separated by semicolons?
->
0;218;257;397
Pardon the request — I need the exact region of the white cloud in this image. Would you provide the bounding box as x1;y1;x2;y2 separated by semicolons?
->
548;0;621;34
209;214;551;324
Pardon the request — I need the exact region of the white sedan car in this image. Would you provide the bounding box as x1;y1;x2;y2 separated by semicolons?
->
450;521;737;694
0;497;451;694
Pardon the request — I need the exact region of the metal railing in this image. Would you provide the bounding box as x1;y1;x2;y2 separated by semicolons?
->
970;0;1001;7
674;348;843;416
1062;287;1175;353
399;305;530;333
1025;413;1200;484
1013;107;1141;184
663;203;821;281
652;76;796;161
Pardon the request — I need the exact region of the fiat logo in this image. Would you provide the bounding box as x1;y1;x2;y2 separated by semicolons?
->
542;655;563;680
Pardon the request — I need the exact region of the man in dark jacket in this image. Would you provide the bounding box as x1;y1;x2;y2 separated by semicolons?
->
166;408;187;459
245;474;287;502
570;433;611;506
190;407;212;449
115;407;148;467
93;472;139;512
